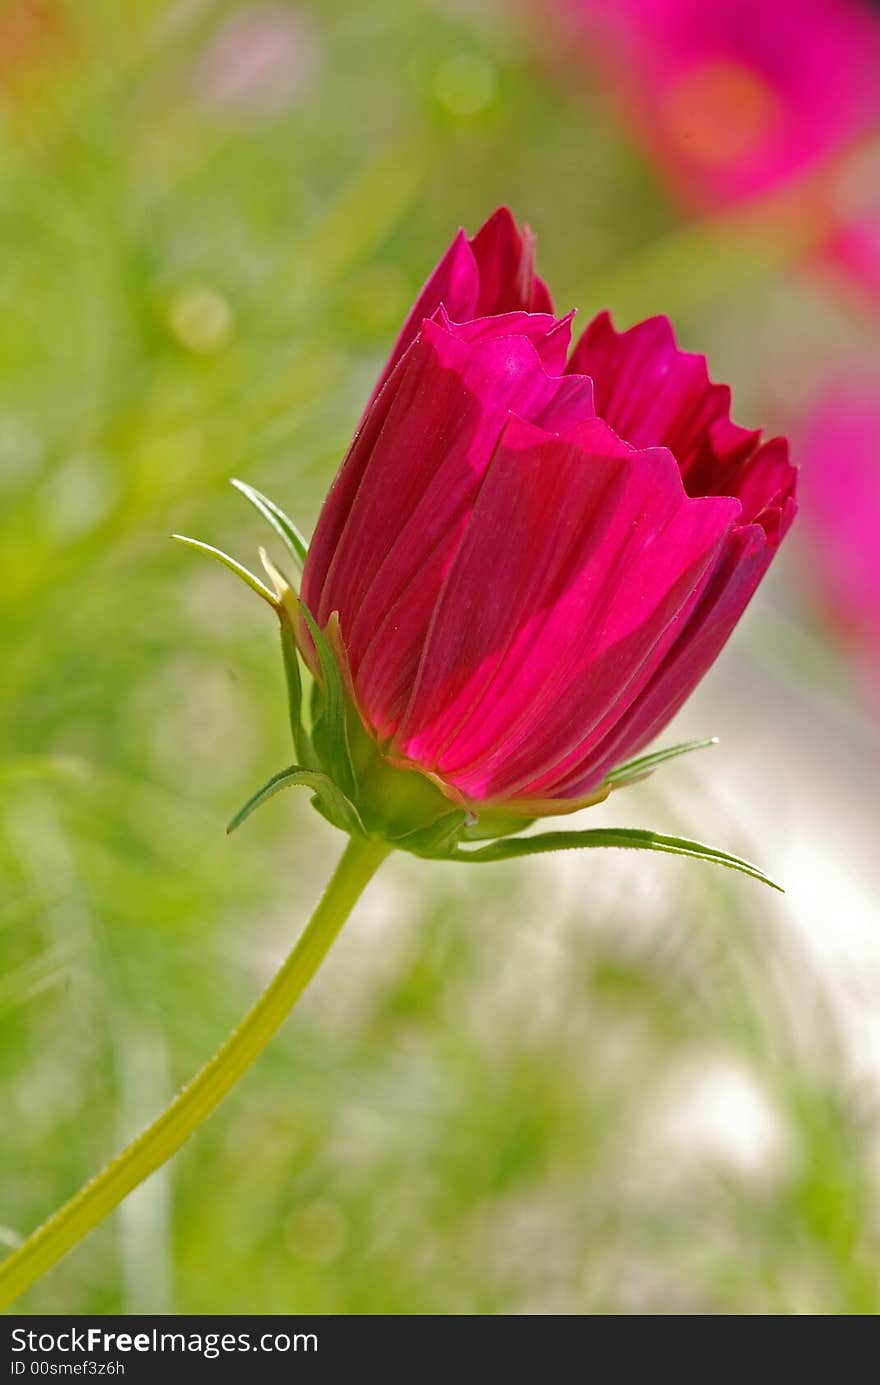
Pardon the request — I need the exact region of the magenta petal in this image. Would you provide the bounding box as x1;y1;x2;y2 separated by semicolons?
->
348;514;472;740
392;416;633;766
369;230;477;408
469;207;554;315
547;515;792;798
448;307;575;373
434;307;594;428
569;310;759;482
395;416;739;801
301;354;407;621
310;320;596;739
732;435;797;532
370;207;554;408
568;312;797;527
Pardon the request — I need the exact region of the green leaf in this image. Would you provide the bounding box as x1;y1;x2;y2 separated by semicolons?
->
171;534;278;607
227;765;364;836
230;479;310;571
448;827;782;891
299;603;356;799
606;738;718;786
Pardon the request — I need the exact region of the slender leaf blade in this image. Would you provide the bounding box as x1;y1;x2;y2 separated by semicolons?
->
606;738;718;786
448;827;782;891
230;479;309;570
227;765;363;836
171;534;278;606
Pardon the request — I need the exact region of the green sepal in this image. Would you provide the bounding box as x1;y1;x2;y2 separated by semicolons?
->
171;534;278;607
279;620;319;770
605;738;718;787
298;602;357;799
227;764;364;837
230;479;310;571
448;826;782;891
460;809;535;842
386;809;469;858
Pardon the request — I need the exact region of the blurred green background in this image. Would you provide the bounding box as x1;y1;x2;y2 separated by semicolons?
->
2;0;880;1315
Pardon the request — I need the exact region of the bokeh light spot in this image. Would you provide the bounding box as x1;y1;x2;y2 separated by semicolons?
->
167;285;235;355
433;53;498;117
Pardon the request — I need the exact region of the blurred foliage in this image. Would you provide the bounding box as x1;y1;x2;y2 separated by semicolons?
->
1;0;879;1315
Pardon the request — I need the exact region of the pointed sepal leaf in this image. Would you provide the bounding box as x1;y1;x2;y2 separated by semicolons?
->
227;764;364;837
230;479;310;571
171;534;278;607
298;603;357;799
388;809;469;858
279;621;319;770
460;808;535;842
606;738;719;787
279;622;303;738
259;547;291;603
448;827;782;891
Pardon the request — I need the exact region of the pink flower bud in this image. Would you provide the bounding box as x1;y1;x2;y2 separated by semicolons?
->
300;208;797;816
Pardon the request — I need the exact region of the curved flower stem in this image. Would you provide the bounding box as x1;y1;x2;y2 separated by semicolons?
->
0;833;392;1309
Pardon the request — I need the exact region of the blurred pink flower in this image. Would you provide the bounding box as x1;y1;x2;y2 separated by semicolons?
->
801;381;880;670
556;0;880;211
819;144;880;309
193;3;318;117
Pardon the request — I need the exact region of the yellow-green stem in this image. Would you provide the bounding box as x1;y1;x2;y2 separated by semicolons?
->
0;833;391;1309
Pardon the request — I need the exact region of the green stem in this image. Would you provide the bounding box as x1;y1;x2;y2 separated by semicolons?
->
0;833;391;1309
